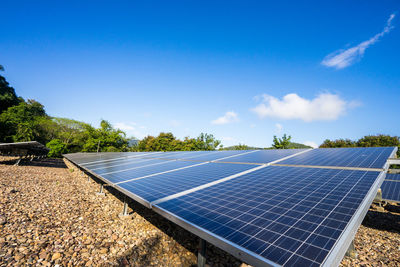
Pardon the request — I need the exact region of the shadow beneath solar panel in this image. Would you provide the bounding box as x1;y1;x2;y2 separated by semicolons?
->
19;158;67;168
98;184;244;267
362;204;400;234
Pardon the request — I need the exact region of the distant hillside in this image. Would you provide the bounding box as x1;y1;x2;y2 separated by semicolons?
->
286;142;313;149
221;145;263;150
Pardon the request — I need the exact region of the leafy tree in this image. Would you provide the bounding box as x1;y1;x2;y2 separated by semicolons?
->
196;133;221;150
0;65;23;114
0;100;48;143
319;139;356;148
82;120;128;152
272;134;292;149
357;134;400;147
46;139;67;157
137;132;221;151
319;134;400;157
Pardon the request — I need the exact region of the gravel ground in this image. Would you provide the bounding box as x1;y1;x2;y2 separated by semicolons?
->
0;157;399;266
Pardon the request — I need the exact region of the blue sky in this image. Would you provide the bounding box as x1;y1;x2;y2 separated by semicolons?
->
1;1;399;148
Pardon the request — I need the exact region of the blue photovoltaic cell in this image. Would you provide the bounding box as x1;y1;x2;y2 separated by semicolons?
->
278;147;395;169
117;162;255;203
214;149;307;164
385;173;400;181
100;160;201;184
65;152;154;165
381;180;400;202
92;158;167;174
156;166;380;266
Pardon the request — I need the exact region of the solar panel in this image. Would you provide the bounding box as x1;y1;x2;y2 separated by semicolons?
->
214;149;309;164
0;141;49;156
381;180;400;202
100;160;202;184
154;166;382;266
385;173;400;181
116;162;256;205
65;152;145;165
92;158;167;174
277;147;396;169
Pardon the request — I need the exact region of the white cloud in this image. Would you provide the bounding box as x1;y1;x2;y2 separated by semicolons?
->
211;111;239;125
303;141;318;148
251;93;352;122
322;13;395;69
113;122;146;139
275;123;283;133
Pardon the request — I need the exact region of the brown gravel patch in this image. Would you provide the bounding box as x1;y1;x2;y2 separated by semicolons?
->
0;157;399;266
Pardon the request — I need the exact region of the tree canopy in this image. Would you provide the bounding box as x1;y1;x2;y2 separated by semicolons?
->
136;132;221;152
272;134;292;149
0;65;23;114
320;134;400;157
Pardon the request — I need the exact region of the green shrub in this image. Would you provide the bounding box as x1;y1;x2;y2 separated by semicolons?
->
46;139;67;158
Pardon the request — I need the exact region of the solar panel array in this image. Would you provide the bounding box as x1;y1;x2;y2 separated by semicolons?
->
63;147;396;267
277;147;394;169
381;173;400;202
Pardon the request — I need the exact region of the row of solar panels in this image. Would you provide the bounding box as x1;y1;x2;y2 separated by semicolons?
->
64;147;397;267
67;146;394;169
381;173;400;202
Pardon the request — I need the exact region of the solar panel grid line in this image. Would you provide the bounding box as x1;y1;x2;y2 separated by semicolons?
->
381;179;400;202
271;163;384;172
384;147;399;170
113;161;209;185
282;170;371;266
346;148;393;169
150;164;268;207
90;158;157;171
209;150;260;162
99;159;184;176
116;163;256;204
80;152;162;166
215;148;312;165
322;170;386;266
182;167;355;265
81;154;147;168
152;204;281;267
367;148;390;170
278;147;396;169
155;179;350;266
113;150;262;185
384;172;400;182
154;166;381;266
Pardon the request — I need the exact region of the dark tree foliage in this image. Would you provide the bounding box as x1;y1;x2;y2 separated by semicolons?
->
319;139;356;148
0;100;48;143
0;65;23;114
357;135;399;147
